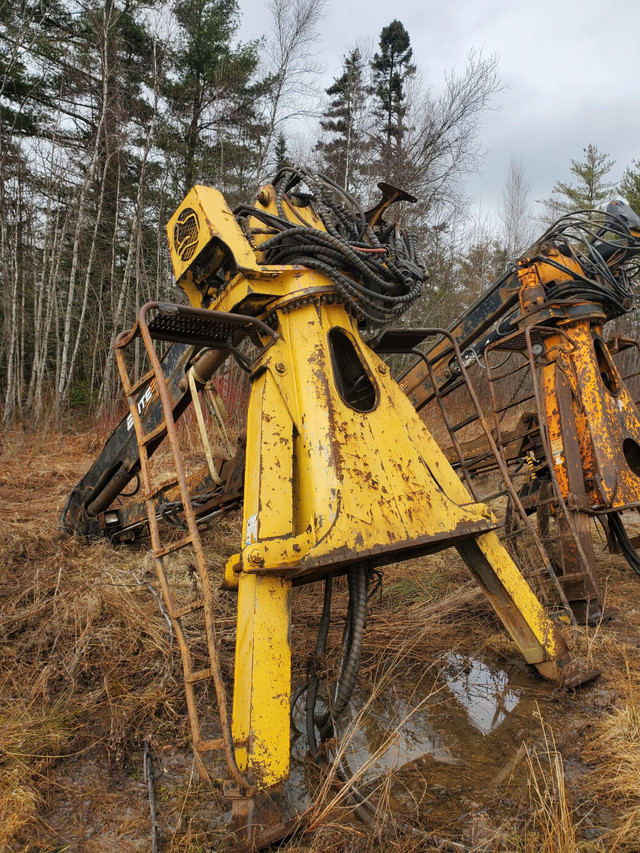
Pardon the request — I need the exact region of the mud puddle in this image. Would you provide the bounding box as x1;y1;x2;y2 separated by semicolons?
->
286;654;551;828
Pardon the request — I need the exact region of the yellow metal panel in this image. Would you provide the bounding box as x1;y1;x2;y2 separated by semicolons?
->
242;369;294;554
166;184;260;284
226;284;498;578
541;354;570;499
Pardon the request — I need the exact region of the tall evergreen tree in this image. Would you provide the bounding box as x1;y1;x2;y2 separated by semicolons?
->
0;4;41;137
619;159;640;215
542;144;616;220
163;0;264;197
370;20;415;180
316;48;367;193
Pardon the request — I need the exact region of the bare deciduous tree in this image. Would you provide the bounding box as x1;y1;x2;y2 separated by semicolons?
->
400;51;502;222
257;0;327;178
499;156;534;257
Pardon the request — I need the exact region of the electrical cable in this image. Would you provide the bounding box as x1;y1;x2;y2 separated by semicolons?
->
119;472;140;498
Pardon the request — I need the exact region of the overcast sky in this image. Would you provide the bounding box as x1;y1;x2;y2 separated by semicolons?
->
238;0;640;222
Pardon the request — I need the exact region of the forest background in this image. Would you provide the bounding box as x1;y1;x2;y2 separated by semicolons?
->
2;0;640;427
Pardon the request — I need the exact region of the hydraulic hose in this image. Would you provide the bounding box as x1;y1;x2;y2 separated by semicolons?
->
234;166;425;325
298;567;375;826
609;511;640;577
306;578;333;755
333;565;368;721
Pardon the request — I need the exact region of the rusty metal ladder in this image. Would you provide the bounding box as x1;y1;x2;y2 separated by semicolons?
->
114;302;275;788
482;326;599;620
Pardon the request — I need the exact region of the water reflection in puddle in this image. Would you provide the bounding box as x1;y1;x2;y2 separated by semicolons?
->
285;653;545;818
440;653;522;735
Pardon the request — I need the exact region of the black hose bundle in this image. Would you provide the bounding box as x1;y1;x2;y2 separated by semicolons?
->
296;565;376;824
299;565;370;752
331;566;368;723
235;166;425;325
528;207;640;319
291;565;371;747
608;511;640;577
305;578;333;755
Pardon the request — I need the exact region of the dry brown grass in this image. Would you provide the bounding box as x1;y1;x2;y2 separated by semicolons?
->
3;427;640;851
582;661;640;851
0;430;188;849
521;710;579;853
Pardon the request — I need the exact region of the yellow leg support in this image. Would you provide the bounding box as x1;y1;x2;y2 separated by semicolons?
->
230;572;292;841
456;531;572;678
232;572;292;785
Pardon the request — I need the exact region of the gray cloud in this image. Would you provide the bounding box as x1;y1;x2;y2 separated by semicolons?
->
239;0;640;216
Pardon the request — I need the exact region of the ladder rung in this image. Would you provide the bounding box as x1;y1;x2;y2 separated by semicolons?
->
126;368;156;397
139;421;168;446
185;667;213;684
495;394;535;414
172;599;204;619
195;737;224;752
557;572;588;584
479;488;509;502
465;450;493;464
147;476;180;498
450;413;479;432
155;535;193;557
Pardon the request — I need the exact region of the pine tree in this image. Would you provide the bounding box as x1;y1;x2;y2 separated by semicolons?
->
0;5;40;137
162;0;264;196
316;48;367;193
0;0;73;139
274;132;288;172
619;159;640;215
370;20;415;180
542;144;616;220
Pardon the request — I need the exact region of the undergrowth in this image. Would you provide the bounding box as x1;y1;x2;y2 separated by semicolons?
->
1;428;639;851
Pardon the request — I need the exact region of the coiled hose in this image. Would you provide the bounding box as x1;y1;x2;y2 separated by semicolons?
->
528;208;640;319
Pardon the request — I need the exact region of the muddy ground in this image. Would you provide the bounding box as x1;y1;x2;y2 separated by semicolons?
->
1;428;640;852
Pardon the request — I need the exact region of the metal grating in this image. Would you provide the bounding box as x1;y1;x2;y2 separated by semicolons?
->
173;207;200;262
492;329;552;352
147;312;237;347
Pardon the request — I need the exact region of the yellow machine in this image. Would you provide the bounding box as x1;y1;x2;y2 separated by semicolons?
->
66;168;589;847
169;170;585;841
